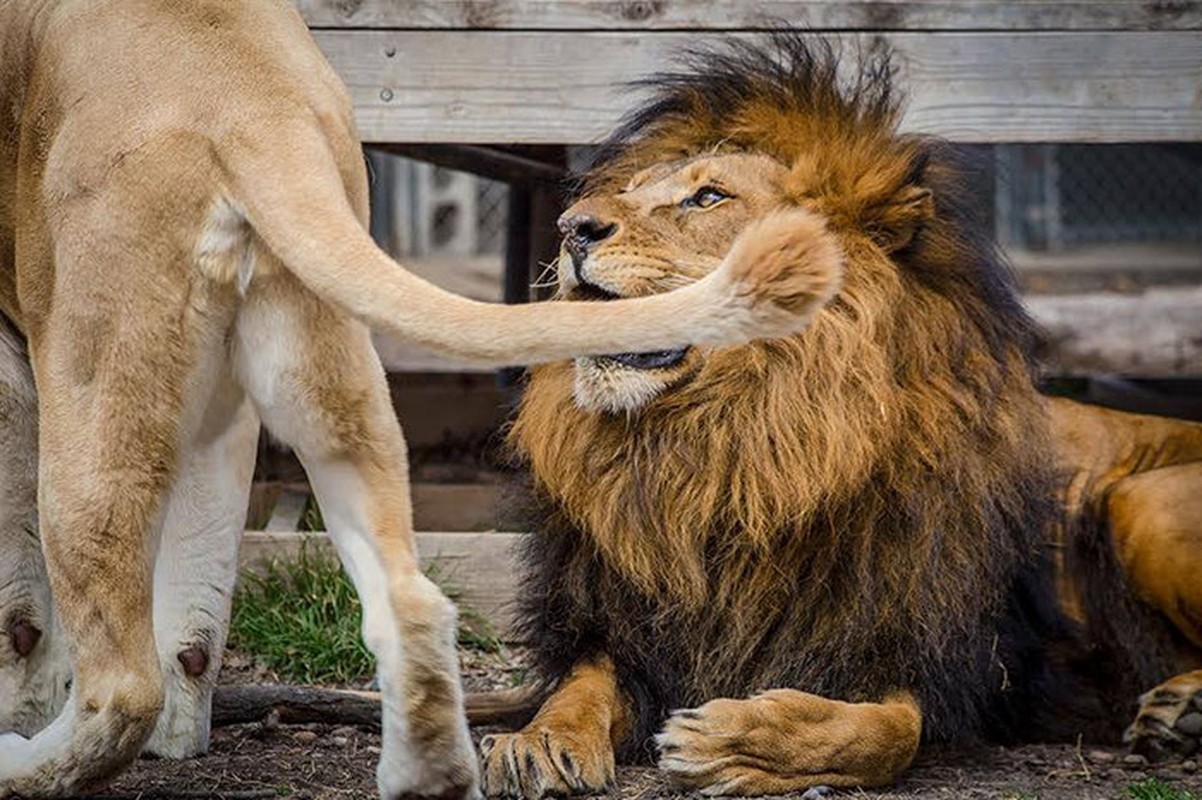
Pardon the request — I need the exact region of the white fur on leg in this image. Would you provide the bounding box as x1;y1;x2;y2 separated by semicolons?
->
306;460;479;800
146;396;259;759
0;319;71;739
233;278;480;799
0;697;77;791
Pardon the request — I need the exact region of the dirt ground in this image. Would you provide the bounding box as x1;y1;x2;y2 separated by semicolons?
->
93;648;1202;800
102;726;1202;800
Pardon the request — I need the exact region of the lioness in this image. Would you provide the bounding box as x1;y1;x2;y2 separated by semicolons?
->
481;36;1202;797
0;4;839;797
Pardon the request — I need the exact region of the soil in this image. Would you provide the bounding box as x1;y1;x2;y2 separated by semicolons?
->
101;727;1202;800
92;647;1202;800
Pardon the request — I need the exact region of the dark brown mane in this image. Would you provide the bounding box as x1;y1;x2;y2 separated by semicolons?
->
509;34;1074;758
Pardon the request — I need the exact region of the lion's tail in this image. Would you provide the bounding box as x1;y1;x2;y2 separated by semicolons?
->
221;123;821;367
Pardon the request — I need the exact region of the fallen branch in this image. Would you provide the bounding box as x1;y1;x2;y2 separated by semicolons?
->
212;683;542;729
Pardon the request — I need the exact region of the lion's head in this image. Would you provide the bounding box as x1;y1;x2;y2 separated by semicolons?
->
513;34;1048;595
510;37;1059;741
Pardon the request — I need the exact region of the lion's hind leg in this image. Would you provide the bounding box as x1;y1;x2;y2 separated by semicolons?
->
233;273;477;800
656;689;921;796
1109;464;1202;761
0;279;206;796
0;319;70;738
144;393;258;759
1127;670;1202;761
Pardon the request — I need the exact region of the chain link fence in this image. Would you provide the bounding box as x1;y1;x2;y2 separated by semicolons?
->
997;144;1202;251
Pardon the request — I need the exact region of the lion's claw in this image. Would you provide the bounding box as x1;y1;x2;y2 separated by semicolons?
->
480;728;613;799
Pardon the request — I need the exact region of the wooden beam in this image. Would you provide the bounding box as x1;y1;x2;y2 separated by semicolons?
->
314;31;1202;144
297;1;1202;31
1027;287;1202;377
239;532;523;634
368;144;565;185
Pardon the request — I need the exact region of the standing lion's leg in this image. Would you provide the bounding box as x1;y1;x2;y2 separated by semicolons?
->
145;393;259;758
233;273;477;800
0;320;70;737
1108;465;1202;760
657;689;921;795
0;292;201;796
479;656;632;798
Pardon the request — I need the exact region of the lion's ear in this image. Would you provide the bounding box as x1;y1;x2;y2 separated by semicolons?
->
870;186;934;253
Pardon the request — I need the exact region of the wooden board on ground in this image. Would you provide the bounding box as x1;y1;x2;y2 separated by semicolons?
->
297;1;1202;31
313;31;1202;144
239;531;523;635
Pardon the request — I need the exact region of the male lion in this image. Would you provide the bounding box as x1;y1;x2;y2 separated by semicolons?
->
0;4;838;797
482;36;1202;796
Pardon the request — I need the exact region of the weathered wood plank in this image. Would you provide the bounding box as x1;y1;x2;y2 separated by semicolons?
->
239;531;523;634
1027;287;1202;377
313;31;1202;144
298;1;1202;31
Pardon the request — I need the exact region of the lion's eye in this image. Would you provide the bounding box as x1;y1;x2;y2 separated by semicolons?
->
680;186;730;209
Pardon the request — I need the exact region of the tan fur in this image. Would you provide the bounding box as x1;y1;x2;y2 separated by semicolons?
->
479;658;631;798
658;690;921;793
0;3;841;797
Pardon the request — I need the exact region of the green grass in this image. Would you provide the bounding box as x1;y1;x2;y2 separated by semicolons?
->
1126;778;1202;800
230;543;500;686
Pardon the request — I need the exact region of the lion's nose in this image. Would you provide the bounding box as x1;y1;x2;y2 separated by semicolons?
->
559;212;618;285
559;212;618;258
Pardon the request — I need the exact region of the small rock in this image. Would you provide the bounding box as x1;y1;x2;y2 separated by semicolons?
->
1123;754;1149;767
293;730;319;744
1107;768;1128;781
1183;759;1198;773
801;788;833;800
1176;712;1202;737
331;736;349;747
331;725;357;738
1088;749;1116;764
1129;771;1149;781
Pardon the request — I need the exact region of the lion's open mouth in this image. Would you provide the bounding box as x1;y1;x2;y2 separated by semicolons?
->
571;280;691;370
599;348;690;370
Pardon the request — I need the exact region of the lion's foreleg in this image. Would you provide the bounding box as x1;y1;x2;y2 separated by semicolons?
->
657;689;921;795
479;656;632;799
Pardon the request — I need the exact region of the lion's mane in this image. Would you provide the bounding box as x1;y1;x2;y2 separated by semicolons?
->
509;36;1076;760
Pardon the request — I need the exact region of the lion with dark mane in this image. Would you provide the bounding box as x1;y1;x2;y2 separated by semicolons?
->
479;35;1202;798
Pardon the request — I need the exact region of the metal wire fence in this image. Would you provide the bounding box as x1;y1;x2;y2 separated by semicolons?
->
997;144;1202;251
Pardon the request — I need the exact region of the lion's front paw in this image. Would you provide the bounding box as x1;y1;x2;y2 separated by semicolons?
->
657;689;918;795
721;208;843;338
1126;670;1202;761
657;697;805;796
479;727;614;799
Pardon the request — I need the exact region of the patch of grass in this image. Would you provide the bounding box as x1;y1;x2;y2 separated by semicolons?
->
1126;778;1202;800
230;544;374;685
230;543;501;686
298;495;324;533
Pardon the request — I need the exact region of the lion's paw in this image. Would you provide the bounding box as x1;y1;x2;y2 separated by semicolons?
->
1126;670;1202;761
721;208;843;338
656;696;820;796
479;727;613;799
